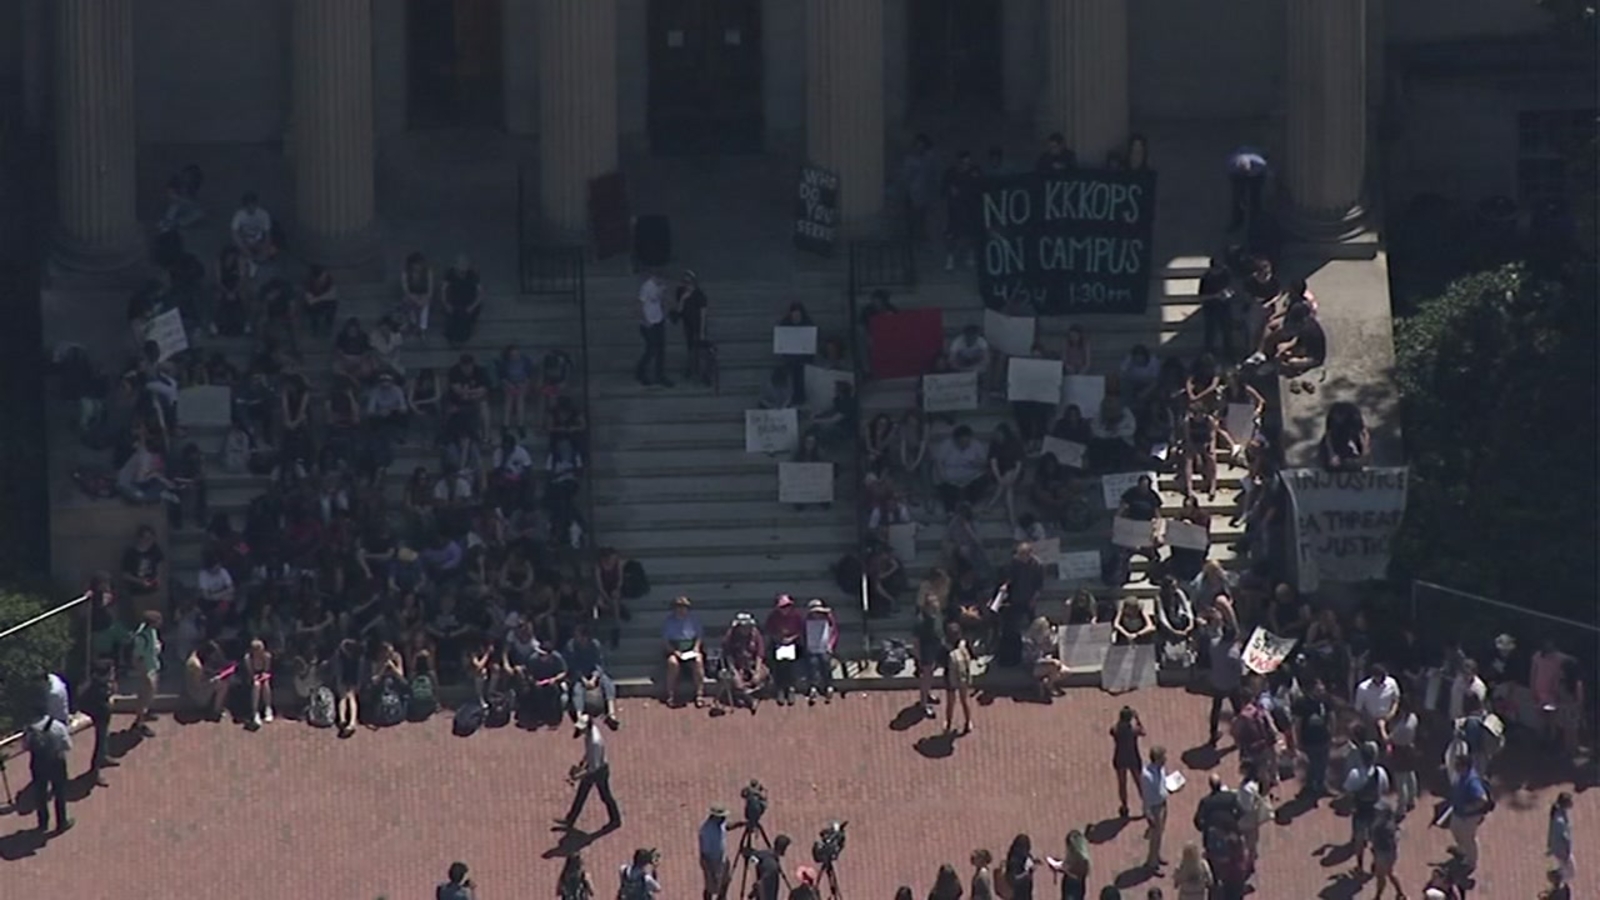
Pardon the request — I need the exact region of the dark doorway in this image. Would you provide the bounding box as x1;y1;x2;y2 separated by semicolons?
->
648;0;764;155
908;0;1001;114
408;0;504;128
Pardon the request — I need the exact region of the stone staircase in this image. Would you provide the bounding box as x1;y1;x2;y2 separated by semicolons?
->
582;276;859;682
169;282;585;598
857;257;1255;649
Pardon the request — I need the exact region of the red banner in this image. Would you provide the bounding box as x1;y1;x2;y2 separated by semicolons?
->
868;308;944;380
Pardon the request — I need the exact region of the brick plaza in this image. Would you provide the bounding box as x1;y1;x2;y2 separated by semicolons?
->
2;689;1589;899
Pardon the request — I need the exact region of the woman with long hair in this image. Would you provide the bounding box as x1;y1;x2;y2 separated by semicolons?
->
929;863;965;900
1170;843;1212;900
1001;834;1037;900
556;850;595;900
1045;830;1090;900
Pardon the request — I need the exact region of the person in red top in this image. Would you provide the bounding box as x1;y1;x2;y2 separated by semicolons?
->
765;595;806;706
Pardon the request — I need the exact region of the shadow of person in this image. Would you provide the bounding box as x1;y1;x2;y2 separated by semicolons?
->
105;727;146;762
0;826;47;861
889;703;927;732
913;732;956;760
541;820;620;860
1180;743;1228;771
1112;865;1154;890
1085;817;1129;845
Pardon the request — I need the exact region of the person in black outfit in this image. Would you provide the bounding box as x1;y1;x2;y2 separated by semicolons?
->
22;700;74;834
1291;677;1333;797
746;834;792;900
1036;133;1076;174
1197;257;1236;359
442;256;484;348
436;861;476;900
941;150;983;271
674;270;710;383
81;659;117;787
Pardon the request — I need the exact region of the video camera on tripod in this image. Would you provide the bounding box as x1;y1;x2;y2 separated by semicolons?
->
741;779;769;826
811;820;847;865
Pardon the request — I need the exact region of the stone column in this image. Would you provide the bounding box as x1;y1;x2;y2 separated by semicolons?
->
1038;0;1129;166
52;0;142;276
537;0;618;236
503;0;540;136
1002;0;1042;118
291;0;380;269
1284;0;1368;238
805;0;885;227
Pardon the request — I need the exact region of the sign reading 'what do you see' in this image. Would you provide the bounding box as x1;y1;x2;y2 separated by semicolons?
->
794;164;840;257
977;169;1158;315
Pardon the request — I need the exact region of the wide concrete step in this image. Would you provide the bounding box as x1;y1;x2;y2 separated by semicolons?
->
593;474;856;505
593;498;857;530
591;446;799;476
628;552;839;582
600;522;852;555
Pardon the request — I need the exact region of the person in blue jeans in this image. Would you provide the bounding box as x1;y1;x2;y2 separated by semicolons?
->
565;624;620;728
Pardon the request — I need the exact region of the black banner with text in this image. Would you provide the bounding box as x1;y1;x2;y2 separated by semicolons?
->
976;169;1158;315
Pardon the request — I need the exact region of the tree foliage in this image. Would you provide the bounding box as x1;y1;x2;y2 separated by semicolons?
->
0;590;75;735
1392;265;1598;622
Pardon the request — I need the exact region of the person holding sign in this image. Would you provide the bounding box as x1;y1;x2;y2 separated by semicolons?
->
809;381;859;449
1116;474;1165;569
1059;325;1092;376
933;426;991;514
764;595;806;706
1165;496;1212;581
775;302;816;405
1088;397;1137;473
1176;405;1220;501
1217;369;1266;459
946;325;991;377
984;424;1026;531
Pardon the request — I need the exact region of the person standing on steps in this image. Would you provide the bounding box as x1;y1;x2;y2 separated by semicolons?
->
558;714;622;833
635;271;672;388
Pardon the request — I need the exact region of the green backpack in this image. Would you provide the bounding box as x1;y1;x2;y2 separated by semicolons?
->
409;674;437;720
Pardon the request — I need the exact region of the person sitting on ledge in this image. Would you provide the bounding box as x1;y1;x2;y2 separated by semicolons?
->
1317;402;1370;472
662;596;706;708
719;612;768;713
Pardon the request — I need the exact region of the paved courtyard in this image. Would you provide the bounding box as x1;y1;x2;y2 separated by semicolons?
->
2;688;1590;899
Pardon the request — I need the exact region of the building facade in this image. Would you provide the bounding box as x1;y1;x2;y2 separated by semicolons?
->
0;0;1590;273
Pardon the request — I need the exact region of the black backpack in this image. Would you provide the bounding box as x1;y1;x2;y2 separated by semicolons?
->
621;560;650;600
452;700;486;737
485;691;514;728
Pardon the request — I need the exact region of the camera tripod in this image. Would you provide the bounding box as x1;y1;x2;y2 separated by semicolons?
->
735;820;790;900
815;859;842;900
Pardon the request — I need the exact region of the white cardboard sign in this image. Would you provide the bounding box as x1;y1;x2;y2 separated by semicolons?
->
143;309;189;362
983;309;1036;357
745;408;800;454
1060;375;1106;418
177;385;232;429
1032;537;1061;571
803;365;854;413
1225;402;1256;442
778;461;834;503
921;371;979;412
1165;519;1210;551
1057;551;1102;584
1006;357;1062;404
1100;471;1160;510
1041;436;1086;469
1112;516;1159;549
773;325;818;356
1242;627;1299;675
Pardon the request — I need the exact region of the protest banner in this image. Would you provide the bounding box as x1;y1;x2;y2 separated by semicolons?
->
1225;402;1257;442
177;385;232;429
778;461;834;504
1056;550;1102;584
773;325;818;356
1164;519;1210;551
921;371;978;412
1282;467;1409;592
804;365;854;413
793;163;840;256
1058;623;1113;671
745;408;799;454
1242;627;1299;675
887;522;918;562
868;308;944;379
1041;436;1086;469
982;308;1036;357
1006;357;1062;403
143;309;189;362
1111;516;1158;549
1060;374;1106;418
977;169;1159;314
1100;470;1159;510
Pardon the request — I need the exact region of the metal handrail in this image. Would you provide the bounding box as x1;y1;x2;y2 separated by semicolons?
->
0;593;89;643
845;246;871;651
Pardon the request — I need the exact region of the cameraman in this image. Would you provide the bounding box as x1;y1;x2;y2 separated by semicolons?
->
746;834;791;900
699;806;731;900
436;861;475;900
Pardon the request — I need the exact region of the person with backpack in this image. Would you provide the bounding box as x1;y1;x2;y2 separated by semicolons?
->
128;609;164;739
617;848;661;900
1341;741;1389;872
22;697;75;834
558;851;597;900
436;861;475;900
1446;754;1492;872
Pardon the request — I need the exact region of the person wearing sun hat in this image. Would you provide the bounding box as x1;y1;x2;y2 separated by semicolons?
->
765;595;806;706
698;804;731;900
802;599;840;704
663;595;706;707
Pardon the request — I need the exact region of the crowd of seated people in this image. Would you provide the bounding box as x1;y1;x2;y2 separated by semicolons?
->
67;198;619;737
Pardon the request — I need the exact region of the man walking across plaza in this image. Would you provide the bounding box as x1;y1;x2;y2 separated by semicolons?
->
128;610;163;738
635;271;672;388
22;698;74;834
80;659;117;786
558;715;622;832
1446;754;1492;873
698;805;730;900
1141;746;1171;874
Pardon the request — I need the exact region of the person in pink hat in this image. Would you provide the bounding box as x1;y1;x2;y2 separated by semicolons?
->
765;594;806;705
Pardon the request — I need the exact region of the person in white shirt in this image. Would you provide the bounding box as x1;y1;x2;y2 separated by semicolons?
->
41;672;71;724
1353;662;1401;740
1448;658;1488;722
946;325;990;373
196;553;236;611
634;273;672;387
229;191;274;274
933;426;990;514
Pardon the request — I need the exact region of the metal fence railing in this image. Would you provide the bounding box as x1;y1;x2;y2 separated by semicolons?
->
845;240;918;648
1409;579;1599;682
